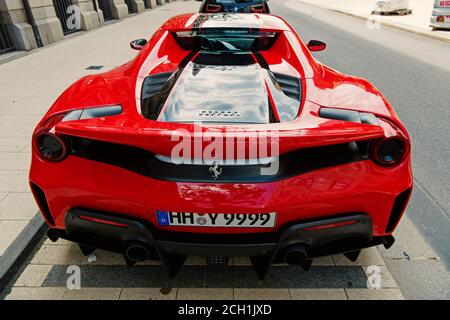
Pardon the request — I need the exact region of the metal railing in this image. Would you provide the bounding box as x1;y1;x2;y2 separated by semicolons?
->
53;0;80;35
0;23;15;55
97;0;113;21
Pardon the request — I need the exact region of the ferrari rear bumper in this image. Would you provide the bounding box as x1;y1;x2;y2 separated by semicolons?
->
48;208;395;279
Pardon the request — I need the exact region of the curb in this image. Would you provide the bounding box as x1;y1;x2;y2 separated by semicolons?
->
298;1;450;44
0;213;45;282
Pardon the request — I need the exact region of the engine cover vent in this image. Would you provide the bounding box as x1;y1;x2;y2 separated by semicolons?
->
272;72;301;101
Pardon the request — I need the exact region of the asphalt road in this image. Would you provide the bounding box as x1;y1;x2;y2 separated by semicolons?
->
269;0;450;268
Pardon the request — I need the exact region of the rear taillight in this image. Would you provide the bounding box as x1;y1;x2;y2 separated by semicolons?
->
33;113;69;162
206;4;222;12
370;135;410;167
250;4;266;13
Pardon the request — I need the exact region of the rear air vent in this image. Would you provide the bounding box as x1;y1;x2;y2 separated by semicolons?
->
141;72;174;99
272;72;301;101
319;107;380;125
141;71;179;120
30;182;55;226
385;188;412;233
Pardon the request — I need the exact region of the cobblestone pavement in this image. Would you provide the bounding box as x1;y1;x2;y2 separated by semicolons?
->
5;237;403;300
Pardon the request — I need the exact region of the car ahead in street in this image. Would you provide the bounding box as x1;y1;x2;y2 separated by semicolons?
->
430;0;450;30
30;13;413;279
197;0;270;13
372;0;411;15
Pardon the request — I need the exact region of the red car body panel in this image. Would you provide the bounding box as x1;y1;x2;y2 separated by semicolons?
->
30;13;413;276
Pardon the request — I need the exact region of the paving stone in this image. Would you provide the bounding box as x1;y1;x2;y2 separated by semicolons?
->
232;257;251;266
345;288;404;300
0;153;30;170
14;264;53;287
263;267;315;289
333;247;386;266
184;256;206;266
62;288;122;300
0;126;20;137
312;256;335;266
379;216;439;260
290;288;347;300
0;171;29;192
0;138;30;152
0;220;28;255
31;244;85;265
120;287;177;300
384;259;450;300
79;249;125;266
44;238;75;245
0;192;38;220
234;288;290;300
310;266;368;288
5;287;65;300
177;288;233;300
363;265;398;289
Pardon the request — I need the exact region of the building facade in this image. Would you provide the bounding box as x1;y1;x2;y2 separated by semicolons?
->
0;0;171;54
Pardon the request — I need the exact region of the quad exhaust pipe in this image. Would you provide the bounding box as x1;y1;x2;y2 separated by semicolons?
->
284;245;308;266
125;243;150;263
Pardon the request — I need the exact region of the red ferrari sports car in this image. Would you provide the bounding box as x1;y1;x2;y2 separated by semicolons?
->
30;13;412;279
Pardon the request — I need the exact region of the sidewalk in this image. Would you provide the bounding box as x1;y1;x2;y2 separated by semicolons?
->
297;0;450;42
0;0;199;282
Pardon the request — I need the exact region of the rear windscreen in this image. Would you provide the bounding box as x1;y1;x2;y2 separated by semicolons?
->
173;29;279;51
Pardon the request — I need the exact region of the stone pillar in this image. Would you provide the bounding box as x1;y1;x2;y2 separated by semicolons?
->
0;0;37;50
109;0;128;19
28;0;63;46
71;0;103;31
143;0;156;9
93;0;104;25
130;0;144;13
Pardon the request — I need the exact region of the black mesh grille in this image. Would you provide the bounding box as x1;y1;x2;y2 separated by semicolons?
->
273;72;301;101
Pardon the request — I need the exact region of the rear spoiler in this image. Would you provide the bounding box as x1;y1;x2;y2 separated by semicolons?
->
172;29;280;51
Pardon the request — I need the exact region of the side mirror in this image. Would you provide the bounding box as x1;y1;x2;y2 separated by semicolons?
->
130;39;147;50
307;40;326;52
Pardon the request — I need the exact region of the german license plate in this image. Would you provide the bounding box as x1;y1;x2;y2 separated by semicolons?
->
156;211;276;228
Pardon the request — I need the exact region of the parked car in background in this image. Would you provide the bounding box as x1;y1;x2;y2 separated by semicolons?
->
372;0;411;15
430;0;450;30
197;0;270;13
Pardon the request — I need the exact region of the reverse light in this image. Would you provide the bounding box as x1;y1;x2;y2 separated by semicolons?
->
370;135;410;167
